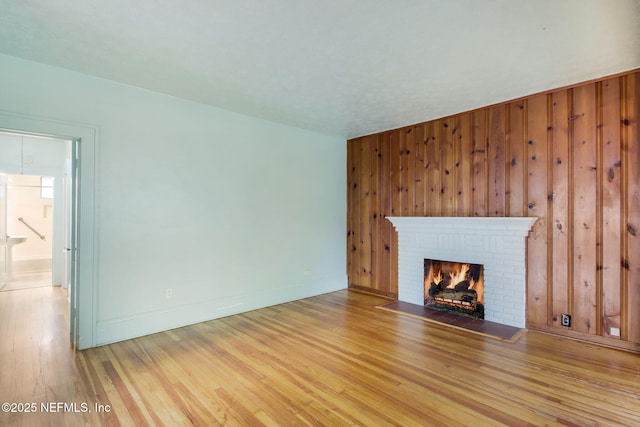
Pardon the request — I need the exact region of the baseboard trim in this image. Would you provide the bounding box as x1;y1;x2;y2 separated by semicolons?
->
95;276;347;347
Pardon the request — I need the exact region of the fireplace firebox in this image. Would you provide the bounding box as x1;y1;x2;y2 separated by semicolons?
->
424;259;484;319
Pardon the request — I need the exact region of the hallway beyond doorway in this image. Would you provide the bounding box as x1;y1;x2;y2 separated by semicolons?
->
3;173;54;291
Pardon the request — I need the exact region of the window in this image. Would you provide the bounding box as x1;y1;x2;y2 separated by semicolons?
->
41;176;54;199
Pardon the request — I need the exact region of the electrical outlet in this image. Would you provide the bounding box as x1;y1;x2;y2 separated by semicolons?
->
165;288;173;299
610;327;620;337
561;313;571;327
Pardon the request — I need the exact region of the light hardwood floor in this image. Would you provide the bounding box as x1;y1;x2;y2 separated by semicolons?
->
1;286;639;426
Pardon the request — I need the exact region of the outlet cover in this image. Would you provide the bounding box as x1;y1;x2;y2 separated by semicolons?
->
610;327;620;337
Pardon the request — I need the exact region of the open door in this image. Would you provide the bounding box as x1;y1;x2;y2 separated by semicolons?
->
68;139;79;349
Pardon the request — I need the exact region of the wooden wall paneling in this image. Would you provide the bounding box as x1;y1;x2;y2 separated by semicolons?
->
526;94;551;327
488;106;507;216
400;127;415;217
622;73;640;344
440;118;457;215
390;130;402;218
472;110;488;216
346;139;353;282
370;134;382;292
377;132;394;295
571;84;598;334
347;138;359;285
390;130;401;295
456;113;474;216
595;83;604;337
346;69;640;349
424;121;442;216
550;90;571;328
507;102;526;217
600;78;622;337
358;136;374;289
413;124;427;216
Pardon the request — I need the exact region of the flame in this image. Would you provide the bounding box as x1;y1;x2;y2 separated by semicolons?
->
433;270;443;285
446;263;470;289
424;262;444;296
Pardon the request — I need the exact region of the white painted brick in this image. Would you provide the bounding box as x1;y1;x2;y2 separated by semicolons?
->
389;216;536;328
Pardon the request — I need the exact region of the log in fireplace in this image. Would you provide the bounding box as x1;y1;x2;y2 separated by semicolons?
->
424;259;484;319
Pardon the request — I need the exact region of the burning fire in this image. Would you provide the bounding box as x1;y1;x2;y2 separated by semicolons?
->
432;270;443;285
447;263;470;289
424;261;484;305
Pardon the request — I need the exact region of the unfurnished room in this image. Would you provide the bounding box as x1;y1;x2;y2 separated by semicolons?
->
0;1;639;426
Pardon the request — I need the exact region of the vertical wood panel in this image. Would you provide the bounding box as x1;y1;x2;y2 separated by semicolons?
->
424;121;441;216
623;73;640;344
600;78;622;337
508;102;526;217
488;106;506;216
389;130;401;295
347;139;361;286
378;133;393;293
390;130;401;218
526;94;550;327
440;118;457;215
370;134;381;292
571;84;598;334
413;124;427;216
358;136;374;289
457;113;473;216
400;128;414;216
472;110;488;216
346;139;353;282
551;91;571;327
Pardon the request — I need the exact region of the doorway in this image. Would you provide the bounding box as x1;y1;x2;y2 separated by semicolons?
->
0;127;79;347
0;131;71;292
0;113;97;350
1;173;55;291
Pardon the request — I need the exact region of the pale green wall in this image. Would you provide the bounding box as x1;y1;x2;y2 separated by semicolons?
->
0;53;346;346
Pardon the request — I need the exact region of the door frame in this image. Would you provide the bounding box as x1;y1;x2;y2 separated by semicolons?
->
0;110;97;350
0;173;7;284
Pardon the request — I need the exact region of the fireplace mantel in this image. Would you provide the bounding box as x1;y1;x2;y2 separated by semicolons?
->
387;216;537;238
387;216;538;328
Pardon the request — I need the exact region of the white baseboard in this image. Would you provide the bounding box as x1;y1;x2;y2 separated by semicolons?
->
94;276;347;347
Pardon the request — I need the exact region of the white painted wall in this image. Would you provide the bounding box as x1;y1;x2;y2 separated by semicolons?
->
0;53;347;346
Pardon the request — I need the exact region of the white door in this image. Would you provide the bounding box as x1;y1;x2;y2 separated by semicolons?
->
68;140;79;349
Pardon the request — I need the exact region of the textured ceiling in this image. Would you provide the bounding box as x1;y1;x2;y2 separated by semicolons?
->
0;0;639;139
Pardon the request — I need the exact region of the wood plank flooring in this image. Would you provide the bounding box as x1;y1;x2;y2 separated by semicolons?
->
1;286;639;426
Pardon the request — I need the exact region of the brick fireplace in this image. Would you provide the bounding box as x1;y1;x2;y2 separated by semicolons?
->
387;217;537;328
